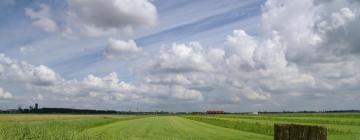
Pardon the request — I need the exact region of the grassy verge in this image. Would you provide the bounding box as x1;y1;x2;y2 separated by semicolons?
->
0;116;141;140
79;116;271;140
181;115;360;140
183;116;274;135
216;114;360;126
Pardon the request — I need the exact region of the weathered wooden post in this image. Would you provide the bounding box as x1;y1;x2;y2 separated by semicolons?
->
274;124;327;140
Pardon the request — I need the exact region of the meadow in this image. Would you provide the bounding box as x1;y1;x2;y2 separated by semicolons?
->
0;113;359;140
183;113;360;140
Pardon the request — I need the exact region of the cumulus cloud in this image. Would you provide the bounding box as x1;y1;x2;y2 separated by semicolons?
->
25;0;158;38
134;0;360;107
134;84;204;102
0;53;203;109
222;0;360;104
104;39;142;60
32;65;60;86
149;42;214;73
0;54;60;86
12;0;360;111
19;46;34;55
225;30;257;69
143;29;314;101
25;4;58;32
0;54;128;101
261;0;360;62
0;88;12;99
64;0;158;37
170;86;203;101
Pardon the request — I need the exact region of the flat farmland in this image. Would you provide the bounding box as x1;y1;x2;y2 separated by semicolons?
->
183;113;360;140
0;113;359;140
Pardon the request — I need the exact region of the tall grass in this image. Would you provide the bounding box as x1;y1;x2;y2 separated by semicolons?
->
0;116;138;140
218;114;360;126
182;115;354;136
184;116;273;135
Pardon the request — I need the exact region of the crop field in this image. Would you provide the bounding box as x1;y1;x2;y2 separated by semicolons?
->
182;113;360;140
0;113;359;140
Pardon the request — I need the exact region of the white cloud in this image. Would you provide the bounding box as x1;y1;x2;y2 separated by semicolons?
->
242;88;270;101
0;53;205;109
0;54;131;100
32;65;60;86
104;39;142;60
145;74;192;86
9;0;360;111
261;0;360;62
0;88;12;99
149;42;214;73
19;46;34;55
134;0;360;106
170;86;203;101
25;4;58;32
330;8;356;28
225;30;257;68
65;0;158;37
25;0;158;38
0;54;60;86
134;84;204;101
229;0;360;103
33;94;44;101
134;28;316;103
32;18;58;32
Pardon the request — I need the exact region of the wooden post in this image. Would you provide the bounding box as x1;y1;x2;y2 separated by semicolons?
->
274;124;327;140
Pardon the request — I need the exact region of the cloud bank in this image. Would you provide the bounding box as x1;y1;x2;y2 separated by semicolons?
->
6;0;360;111
104;39;142;60
25;0;158;38
25;4;58;32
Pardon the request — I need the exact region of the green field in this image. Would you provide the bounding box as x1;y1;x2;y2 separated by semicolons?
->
0;113;359;140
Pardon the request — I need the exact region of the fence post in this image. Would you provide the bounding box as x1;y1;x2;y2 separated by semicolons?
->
274;124;327;140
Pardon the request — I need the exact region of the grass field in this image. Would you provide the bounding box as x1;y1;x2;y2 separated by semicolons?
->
182;113;360;140
0;113;359;140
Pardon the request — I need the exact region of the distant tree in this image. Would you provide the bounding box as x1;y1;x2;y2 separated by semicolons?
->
29;105;34;111
17;105;23;112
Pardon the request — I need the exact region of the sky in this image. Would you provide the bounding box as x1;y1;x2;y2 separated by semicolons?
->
0;0;359;112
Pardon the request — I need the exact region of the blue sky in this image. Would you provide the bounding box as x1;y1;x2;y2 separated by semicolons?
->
0;0;359;112
0;0;264;80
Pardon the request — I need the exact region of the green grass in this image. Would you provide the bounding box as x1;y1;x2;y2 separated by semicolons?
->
0;113;359;140
183;116;274;136
216;114;360;126
80;116;270;140
0;115;270;140
0;115;140;140
181;113;360;140
0;114;129;122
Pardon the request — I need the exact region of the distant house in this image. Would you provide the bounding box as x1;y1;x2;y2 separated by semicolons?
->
252;111;259;115
206;109;224;114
